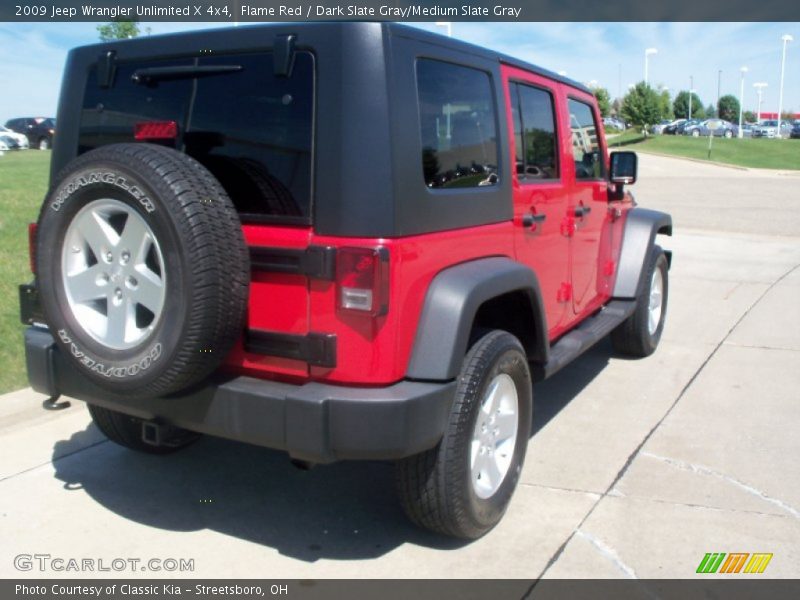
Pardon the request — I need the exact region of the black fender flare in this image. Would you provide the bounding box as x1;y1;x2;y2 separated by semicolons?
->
613;208;672;299
405;257;548;381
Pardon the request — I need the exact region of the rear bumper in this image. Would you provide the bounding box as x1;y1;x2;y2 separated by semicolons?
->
24;327;455;464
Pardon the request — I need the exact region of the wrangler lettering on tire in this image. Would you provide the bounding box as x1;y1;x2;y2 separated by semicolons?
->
36;144;249;398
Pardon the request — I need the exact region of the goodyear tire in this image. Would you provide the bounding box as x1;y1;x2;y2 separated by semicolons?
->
396;330;532;539
36;144;249;398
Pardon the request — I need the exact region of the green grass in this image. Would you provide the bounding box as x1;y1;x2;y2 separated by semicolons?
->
0;151;49;393
621;135;800;170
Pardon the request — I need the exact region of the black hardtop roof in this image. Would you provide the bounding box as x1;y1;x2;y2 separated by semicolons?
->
75;21;591;95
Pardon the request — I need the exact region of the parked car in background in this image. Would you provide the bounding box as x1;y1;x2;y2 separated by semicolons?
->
662;119;686;135
0;125;30;149
0;135;14;152
752;120;792;139
740;123;754;137
683;119;737;138
650;119;673;135
790;122;800;139
603;116;626;130
4;117;55;149
675;119;701;135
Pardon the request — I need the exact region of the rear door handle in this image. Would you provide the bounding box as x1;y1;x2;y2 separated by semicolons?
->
522;213;547;227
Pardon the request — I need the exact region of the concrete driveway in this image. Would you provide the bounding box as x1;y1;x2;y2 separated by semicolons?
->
1;154;799;579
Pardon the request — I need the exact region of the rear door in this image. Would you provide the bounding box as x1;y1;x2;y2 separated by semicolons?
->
503;65;571;336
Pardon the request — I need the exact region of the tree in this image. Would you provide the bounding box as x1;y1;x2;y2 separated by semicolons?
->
717;95;740;122
657;89;673;120
673;90;705;119
593;87;611;118
706;104;716;118
621;82;662;130
743;110;756;123
97;20;140;41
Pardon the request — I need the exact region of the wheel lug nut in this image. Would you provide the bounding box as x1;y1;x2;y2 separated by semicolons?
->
105;252;113;262
120;250;130;264
127;276;138;289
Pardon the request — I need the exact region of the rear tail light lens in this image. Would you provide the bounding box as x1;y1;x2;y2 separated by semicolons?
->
28;222;37;274
134;120;178;141
336;247;389;317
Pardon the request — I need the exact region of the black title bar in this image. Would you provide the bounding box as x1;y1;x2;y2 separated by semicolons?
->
2;0;796;22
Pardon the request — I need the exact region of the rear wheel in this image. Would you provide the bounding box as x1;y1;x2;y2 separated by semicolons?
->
38;137;49;150
397;330;532;539
724;130;733;138
691;129;700;137
88;404;198;454
612;246;669;357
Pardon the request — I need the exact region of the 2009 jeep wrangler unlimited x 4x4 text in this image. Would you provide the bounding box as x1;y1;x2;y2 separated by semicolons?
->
20;23;671;539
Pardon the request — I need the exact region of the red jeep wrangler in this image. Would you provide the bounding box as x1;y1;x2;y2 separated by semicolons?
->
21;23;671;539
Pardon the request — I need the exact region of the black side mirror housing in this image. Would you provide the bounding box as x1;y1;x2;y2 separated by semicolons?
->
609;151;637;185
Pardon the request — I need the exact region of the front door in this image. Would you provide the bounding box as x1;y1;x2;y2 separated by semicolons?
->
564;95;609;318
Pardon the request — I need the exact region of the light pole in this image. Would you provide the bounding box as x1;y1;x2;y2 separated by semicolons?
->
753;83;768;122
777;34;793;136
738;66;748;138
644;48;658;86
435;22;452;38
687;76;694;119
716;70;722;115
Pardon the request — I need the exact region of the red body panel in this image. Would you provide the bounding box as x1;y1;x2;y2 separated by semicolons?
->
224;67;632;387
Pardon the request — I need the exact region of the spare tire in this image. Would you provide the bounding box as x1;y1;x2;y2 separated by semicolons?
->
36;143;249;398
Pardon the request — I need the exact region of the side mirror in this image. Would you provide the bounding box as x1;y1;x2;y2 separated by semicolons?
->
609;151;637;185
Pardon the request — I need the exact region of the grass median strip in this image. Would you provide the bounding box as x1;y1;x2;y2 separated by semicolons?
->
0;151;49;393
610;133;800;170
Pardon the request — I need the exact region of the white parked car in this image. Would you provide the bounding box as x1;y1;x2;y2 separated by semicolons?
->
0;125;30;149
752;120;792;139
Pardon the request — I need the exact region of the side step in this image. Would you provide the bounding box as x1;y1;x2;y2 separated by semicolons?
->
532;300;637;381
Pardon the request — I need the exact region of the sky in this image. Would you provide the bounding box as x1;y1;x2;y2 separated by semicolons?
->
0;21;798;122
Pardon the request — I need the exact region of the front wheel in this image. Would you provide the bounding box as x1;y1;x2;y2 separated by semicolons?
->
724;130;733;138
691;129;700;137
38;137;49;150
396;330;532;539
612;246;669;357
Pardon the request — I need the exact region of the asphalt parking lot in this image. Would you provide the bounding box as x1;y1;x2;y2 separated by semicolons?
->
1;153;798;579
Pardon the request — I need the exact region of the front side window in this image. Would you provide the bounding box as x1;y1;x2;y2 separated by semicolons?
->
568;98;605;180
417;59;498;189
511;83;558;180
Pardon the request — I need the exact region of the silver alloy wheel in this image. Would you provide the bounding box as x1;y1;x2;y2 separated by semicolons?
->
470;373;519;499
647;267;664;336
61;198;166;350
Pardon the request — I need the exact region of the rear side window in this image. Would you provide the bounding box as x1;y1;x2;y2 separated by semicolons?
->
568;98;605;180
416;59;498;189
80;52;314;223
511;83;558;180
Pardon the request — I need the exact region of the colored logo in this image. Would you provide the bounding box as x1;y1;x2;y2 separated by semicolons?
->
696;553;773;574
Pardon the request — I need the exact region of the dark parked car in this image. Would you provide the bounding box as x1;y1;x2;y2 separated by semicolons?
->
662;119;686;135
4;117;55;150
789;123;800;139
683;119;737;138
675;119;701;135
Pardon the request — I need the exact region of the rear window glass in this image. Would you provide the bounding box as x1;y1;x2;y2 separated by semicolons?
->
80;51;314;223
416;59;499;189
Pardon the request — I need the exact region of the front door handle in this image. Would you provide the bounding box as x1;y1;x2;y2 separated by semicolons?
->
522;213;547;228
574;205;592;218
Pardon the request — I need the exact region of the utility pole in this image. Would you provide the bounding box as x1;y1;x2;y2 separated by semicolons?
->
716;70;722;116
688;75;693;119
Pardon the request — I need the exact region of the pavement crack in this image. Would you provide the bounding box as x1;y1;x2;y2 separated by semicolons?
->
575;529;638;579
642;451;800;520
530;260;800;585
0;439;109;484
518;482;602;498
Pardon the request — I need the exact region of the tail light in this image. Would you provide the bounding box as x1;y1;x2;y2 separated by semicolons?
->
336;247;389;317
28;223;37;274
134;120;178;141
